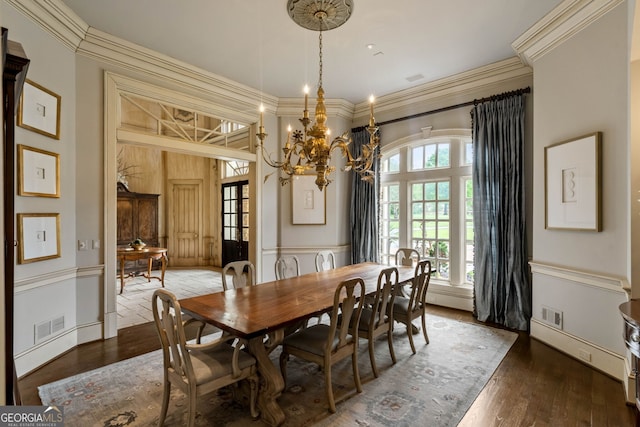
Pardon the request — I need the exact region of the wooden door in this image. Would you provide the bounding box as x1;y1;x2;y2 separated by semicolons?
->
221;181;249;265
169;180;202;266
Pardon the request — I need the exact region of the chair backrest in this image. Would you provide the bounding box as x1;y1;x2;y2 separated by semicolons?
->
327;277;365;355
275;255;301;280
407;259;431;312
222;260;256;291
152;289;194;380
315;250;336;272
395;248;420;267
371;267;398;329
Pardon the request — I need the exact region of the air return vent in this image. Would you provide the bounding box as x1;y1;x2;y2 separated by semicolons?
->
541;306;563;329
34;315;65;344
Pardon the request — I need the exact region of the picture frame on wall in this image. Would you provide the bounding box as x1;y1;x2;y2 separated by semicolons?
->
544;132;602;231
17;144;60;198
17;213;61;264
291;174;326;225
17;79;61;140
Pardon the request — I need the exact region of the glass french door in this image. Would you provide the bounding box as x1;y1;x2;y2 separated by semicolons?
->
221;181;249;265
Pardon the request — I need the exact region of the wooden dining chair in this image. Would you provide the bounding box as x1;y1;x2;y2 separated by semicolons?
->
395;248;420;267
152;289;258;427
275;255;301;280
357;266;399;377
315;250;336;272
279;277;365;413
222;260;256;290
391;259;431;354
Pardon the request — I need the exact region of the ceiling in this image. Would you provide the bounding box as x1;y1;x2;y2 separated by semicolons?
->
60;0;565;104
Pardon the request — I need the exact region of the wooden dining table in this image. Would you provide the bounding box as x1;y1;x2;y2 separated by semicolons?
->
179;262;416;426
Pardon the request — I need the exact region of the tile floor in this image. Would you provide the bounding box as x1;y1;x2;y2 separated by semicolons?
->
116;267;224;329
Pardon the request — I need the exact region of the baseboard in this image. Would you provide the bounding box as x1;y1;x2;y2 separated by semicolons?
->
426;282;474;312
531;318;625;381
623;353;635;404
15;322;103;378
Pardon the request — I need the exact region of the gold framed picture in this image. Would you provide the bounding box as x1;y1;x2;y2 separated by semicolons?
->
17;79;61;139
17;144;60;198
17;213;61;264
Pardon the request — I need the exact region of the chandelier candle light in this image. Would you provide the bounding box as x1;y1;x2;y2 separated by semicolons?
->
257;0;379;191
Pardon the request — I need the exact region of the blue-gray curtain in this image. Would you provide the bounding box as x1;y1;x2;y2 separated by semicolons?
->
471;93;531;331
350;128;380;264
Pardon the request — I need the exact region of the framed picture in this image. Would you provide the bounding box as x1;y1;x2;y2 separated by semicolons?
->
17;213;61;264
291;175;325;225
545;132;602;231
17;145;60;198
17;79;61;139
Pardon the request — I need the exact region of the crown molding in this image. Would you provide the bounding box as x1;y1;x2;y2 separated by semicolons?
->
512;0;625;66
5;0;87;51
353;56;532;123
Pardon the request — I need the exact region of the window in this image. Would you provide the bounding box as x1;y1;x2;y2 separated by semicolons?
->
223;160;249;178
379;131;473;285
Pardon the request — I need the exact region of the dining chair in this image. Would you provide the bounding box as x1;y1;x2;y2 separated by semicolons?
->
275;255;301;280
279;277;365;413
391;259;431;354
315;250;336;272
152;289;258;427
357;266;399;377
395;248;420;267
222;260;256;291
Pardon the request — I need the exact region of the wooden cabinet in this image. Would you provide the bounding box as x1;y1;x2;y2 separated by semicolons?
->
117;187;160;270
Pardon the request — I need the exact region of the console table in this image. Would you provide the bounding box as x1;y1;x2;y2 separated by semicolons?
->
117;247;168;294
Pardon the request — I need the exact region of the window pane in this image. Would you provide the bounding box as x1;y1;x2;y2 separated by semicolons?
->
466;200;473;219
412;183;423;200
425;221;437;238
389;185;399;202
437;143;450;167
466;179;473;198
390;203;399;219
424;144;436;168
437;181;450;200
412;221;422;238
424;183;436;200
389;154;400;172
425;202;436;219
412;146;423;170
438;202;450;220
439;221;449;239
412;202;423;219
438;241;449;259
465;142;473;165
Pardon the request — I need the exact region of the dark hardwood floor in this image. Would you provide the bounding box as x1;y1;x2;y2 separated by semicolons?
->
18;306;636;426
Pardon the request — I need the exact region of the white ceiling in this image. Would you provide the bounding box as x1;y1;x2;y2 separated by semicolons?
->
61;0;564;104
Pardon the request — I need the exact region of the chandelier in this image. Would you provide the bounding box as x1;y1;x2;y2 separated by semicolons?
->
257;0;379;191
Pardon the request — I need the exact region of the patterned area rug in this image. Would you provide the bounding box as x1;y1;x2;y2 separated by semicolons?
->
39;315;517;426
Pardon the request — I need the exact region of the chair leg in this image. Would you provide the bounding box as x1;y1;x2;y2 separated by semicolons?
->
406;321;416;354
249;374;259;419
368;333;379;378
159;378;170;426
325;364;336;413
421;312;429;345
352;350;363;394
387;328;397;364
187;385;197;427
279;351;289;387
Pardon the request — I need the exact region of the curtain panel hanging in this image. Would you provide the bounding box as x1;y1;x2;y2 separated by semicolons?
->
350;128;381;264
471;93;531;331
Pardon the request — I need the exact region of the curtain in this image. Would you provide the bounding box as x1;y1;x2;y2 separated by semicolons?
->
349;127;380;264
471;93;531;331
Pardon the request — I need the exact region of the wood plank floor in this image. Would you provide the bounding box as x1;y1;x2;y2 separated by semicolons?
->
18;305;636;426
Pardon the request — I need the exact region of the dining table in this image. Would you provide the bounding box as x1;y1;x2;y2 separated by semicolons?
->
179;261;416;426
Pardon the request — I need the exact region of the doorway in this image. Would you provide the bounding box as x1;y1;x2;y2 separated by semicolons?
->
221;181;249;265
168;179;202;266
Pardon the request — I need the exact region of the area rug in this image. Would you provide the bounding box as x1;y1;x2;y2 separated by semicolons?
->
38;315;517;426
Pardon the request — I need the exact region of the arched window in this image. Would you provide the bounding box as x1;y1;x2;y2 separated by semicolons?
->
379;129;474;285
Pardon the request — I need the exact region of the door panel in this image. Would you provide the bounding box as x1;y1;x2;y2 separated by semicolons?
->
170;181;201;266
222;181;249;265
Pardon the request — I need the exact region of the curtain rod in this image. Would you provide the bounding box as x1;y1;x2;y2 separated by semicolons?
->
352;86;531;132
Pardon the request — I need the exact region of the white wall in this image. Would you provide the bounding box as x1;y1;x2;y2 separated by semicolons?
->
530;1;631;379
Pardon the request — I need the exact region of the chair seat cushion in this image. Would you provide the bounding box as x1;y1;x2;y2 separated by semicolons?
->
283;324;344;356
190;344;256;385
392;296;411;316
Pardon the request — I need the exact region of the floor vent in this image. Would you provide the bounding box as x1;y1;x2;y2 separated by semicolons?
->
541;306;563;329
35;315;65;344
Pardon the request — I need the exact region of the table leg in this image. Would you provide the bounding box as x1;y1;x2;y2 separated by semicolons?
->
119;257;125;294
247;332;285;427
147;257;152;283
160;254;166;288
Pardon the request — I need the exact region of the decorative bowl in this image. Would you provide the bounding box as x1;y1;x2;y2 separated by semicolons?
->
130;243;146;250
